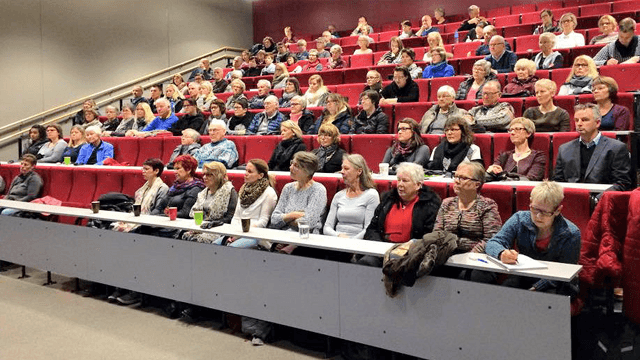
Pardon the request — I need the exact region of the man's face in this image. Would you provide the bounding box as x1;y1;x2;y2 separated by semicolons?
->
188;84;199;98
150;87;161;100
258;83;269;96
393;71;408;88
574;109;600;139
481;83;500;106
264;99;277;115
105;108;117;120
214;68;223;80
489;38;505;58
20;159;34;175
201;59;210;69
277;45;286;54
156;102;170;117
208;126;225;143
132;87;143;98
618;31;635;47
181;132;195;145
322;32;332;42
422;15;432;27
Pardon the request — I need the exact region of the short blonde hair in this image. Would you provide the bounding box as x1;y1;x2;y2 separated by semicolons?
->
231;79;246;91
539;32;556;46
358;35;371;46
427;32;445;48
330;44;343;54
514;58;537;76
202;161;228;189
535;78;557;94
318;123;340;145
280;120;302;138
530;180;564;209
560;12;577;29
598;15;617;30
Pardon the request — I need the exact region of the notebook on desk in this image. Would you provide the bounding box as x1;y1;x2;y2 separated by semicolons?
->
486;254;548;272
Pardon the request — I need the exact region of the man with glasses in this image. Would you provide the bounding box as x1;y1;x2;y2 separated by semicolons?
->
380;66;419;104
227;99;254;135
193;120;238;168
468;80;514;132
594;18;640;66
247;95;286;135
553;103;631;192
485;35;517;73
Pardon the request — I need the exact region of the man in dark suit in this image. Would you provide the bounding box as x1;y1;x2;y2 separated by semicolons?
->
553;103;632;191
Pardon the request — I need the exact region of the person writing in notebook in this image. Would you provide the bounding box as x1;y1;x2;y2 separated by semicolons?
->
477;181;580;295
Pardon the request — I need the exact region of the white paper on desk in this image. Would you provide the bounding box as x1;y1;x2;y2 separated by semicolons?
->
486;254;547;271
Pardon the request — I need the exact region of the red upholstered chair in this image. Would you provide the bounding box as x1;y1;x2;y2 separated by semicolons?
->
320;69;344;85
121;168;146;197
378;30;400;42
486;7;511;18
581;2;613;17
109;137;139;166
535;0;563;10
374;179;392;195
66;169;98;207
568;44;606;65
515;35;540;52
336;83;367;106
429;76;466;101
350;53;374;68
228;136;246;166
614;0;640;12
452;42;481;59
502;24;536;39
560;187;593;234
551;132;579;168
136;137;164;166
453;100;477;111
550;68;572;93
479;184;514;224
227;172;244;191
94;169;124;199
511;3;536;14
414;79;430;102
244;135;281;163
514;185;535;212
473;134;492;168
458;56;484;76
493;132;552;178
502;98;524;117
343;67;370;84
315;177;339;204
421;134;444;152
340;36;359;46
493;14;521;28
427;181;448;201
520;12;541;25
396;103;431;126
161;137;182;164
600;63;640;92
351;134;395;172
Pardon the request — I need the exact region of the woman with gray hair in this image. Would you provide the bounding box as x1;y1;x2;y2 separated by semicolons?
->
455;59;497;100
534;32;564;70
324;154;380;239
270;151;327;251
108;103;140;137
358;162;441;267
353;35;373;55
288;95;316;134
224;79;248;110
420;85;468;134
75;125;114;165
268;120;307;171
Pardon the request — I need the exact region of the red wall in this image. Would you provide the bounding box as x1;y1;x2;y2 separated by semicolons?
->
252;0;541;43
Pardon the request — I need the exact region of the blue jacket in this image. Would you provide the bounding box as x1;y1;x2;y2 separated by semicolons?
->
143;114;179;132
247;111;286;135
485;51;518;73
422;62;455;79
309;110;353;134
75;140;114;165
485;211;581;291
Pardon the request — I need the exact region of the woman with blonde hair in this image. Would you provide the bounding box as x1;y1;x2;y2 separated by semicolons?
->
422;32;452;63
303;74;329;107
590;15;618;45
309;93;353;134
172;73;188;95
198;81;216;112
312;123;347;173
62;125;86;163
272;63;290;89
268;120;307;171
164;83;185;113
558;55;598;95
378;37;404;65
353;35;373;55
326;44;346;70
503;59;539;97
523;79;571;132
555;13;585;49
324;153;380;242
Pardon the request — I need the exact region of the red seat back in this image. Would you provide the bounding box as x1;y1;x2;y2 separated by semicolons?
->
110;137;139;166
137;137;164;166
121;168;146;197
493;132;551;178
580;3;612;17
336;83;366;106
421;134;444;152
551;132;579;168
94;169;124;199
600;63;640;92
493;14;521;28
350;53;374;68
162;136;182;164
244;135;281;163
351;134;395;172
396;103;431;127
429;76;466;101
479;184;514;224
473;134;493;168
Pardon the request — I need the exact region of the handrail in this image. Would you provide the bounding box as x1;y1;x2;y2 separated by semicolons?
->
0;48;242;150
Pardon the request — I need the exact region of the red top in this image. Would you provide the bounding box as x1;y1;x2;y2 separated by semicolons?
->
384;196;419;243
535;234;551;252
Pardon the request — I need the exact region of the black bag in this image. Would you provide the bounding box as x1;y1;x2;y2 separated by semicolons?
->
86;192;134;229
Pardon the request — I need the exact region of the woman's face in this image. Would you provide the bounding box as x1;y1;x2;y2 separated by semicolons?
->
309;79;320;92
210;104;221;117
46;127;60;141
317;132;334;147
515;66;530;80
428;37;438;48
85;112;96;122
165;86;175;98
437;91;454;110
561;17;575;33
244;162;263;184
284;27;292;37
29;128;40;141
535;85;554;105
308;53;318;62
232;83;243;95
281;125;294;140
285;81;295;93
136;105;145;118
453;165;479;196
401;52;413;67
540;12;552;26
142;165;158;182
445;124;462;143
200;86;210;96
287;57;295;65
539;37;553;54
122;107;133;118
530;198;560;231
331;50;341;60
599;18;614;34
173;76;183;85
203;169;217;190
174;162;190;183
391;41;399;53
263;39;272;48
289;158;307;181
509;122;530;146
472;66;486;82
366;72;380;86
358;38;368;49
361;95;375;112
326;98;338;114
340;159;361;187
431;51;442;64
105;107;117;120
70;128;83;142
396;171;420;203
593;83;611;102
397;123;413;143
573;59;590;77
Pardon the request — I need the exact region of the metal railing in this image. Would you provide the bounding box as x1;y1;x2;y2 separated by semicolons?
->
0;46;244;152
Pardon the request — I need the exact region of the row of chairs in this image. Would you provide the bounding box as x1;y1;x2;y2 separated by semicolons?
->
0;162;594;238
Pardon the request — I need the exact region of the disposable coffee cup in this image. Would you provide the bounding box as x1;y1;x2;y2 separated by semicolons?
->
194;211;204;225
168;207;178;221
133;204;141;216
63;157;71;165
379;163;389;176
241;217;251;232
91;201;100;214
298;218;309;239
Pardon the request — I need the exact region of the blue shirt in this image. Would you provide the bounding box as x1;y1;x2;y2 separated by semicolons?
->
143;114;179;132
75;140;114;165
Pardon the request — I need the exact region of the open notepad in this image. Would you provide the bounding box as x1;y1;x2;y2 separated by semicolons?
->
486;254;548;272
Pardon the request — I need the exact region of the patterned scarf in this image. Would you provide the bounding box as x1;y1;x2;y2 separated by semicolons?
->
391;139;417;157
204;181;234;220
315;144;339;171
169;177;204;195
239;177;270;207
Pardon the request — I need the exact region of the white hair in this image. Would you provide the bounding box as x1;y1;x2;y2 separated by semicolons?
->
396;162;424;184
257;79;272;89
437;85;456;98
85;125;102;136
265;95;279;106
208;119;227;130
155;98;170;107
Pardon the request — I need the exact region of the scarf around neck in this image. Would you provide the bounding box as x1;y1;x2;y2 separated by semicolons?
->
239;177;270;207
432;140;470;172
315;144;339;170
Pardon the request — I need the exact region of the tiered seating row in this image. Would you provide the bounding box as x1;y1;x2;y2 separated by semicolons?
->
0;163;594;238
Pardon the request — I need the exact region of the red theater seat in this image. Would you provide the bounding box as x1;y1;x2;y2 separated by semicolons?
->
110;137;139;166
452;42;481;59
580;3;612;17
429;76;466;101
378;31;400;42
161;137;182;164
350;53;374;68
536;1;563;10
473;134;492;168
343;68;370;84
511;3;536;14
421;134;444;152
494;14;521;28
336;83;367;106
137;137;164;166
552;132;579;167
228;136;246;165
395;103;430;125
121;168;146;197
414;79;430;102
521;12;542;25
315;177;340;203
67;169;97;207
351;134;395;172
600;63;640;92
227;172;244;191
515;35;540;52
613;0;640;12
479;184;514;224
568;44;605;64
244;135;281;163
428;182;448;201
502;24;536;39
94;169;124;198
486;7;511;18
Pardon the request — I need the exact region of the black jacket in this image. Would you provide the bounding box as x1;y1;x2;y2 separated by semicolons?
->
212;79;228;93
228;113;254;133
354;107;390;134
158;182;206;219
268;137;307;171
364;186;441;242
380;79;420;103
313;147;346;173
168;113;205;136
297;110;316;134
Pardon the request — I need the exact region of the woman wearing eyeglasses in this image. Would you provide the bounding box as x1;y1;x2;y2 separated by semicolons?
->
312;123;346;173
487;118;546;181
381;118;431;175
480;181;580;294
555;13;585;49
557;55;598;96
427;116;482;173
434;162;501;254
590;15;618;45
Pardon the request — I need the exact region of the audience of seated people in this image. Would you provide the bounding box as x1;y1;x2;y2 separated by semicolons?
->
534;33;563;70
312;123;347;173
464;20;487;42
458;5;488;32
594;18;640;66
590;15;619;46
382;118;430;175
468;80;514;132
247;95;286;135
522;79;571;132
427;116;482;173
37;124;67;163
456;59;496;100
